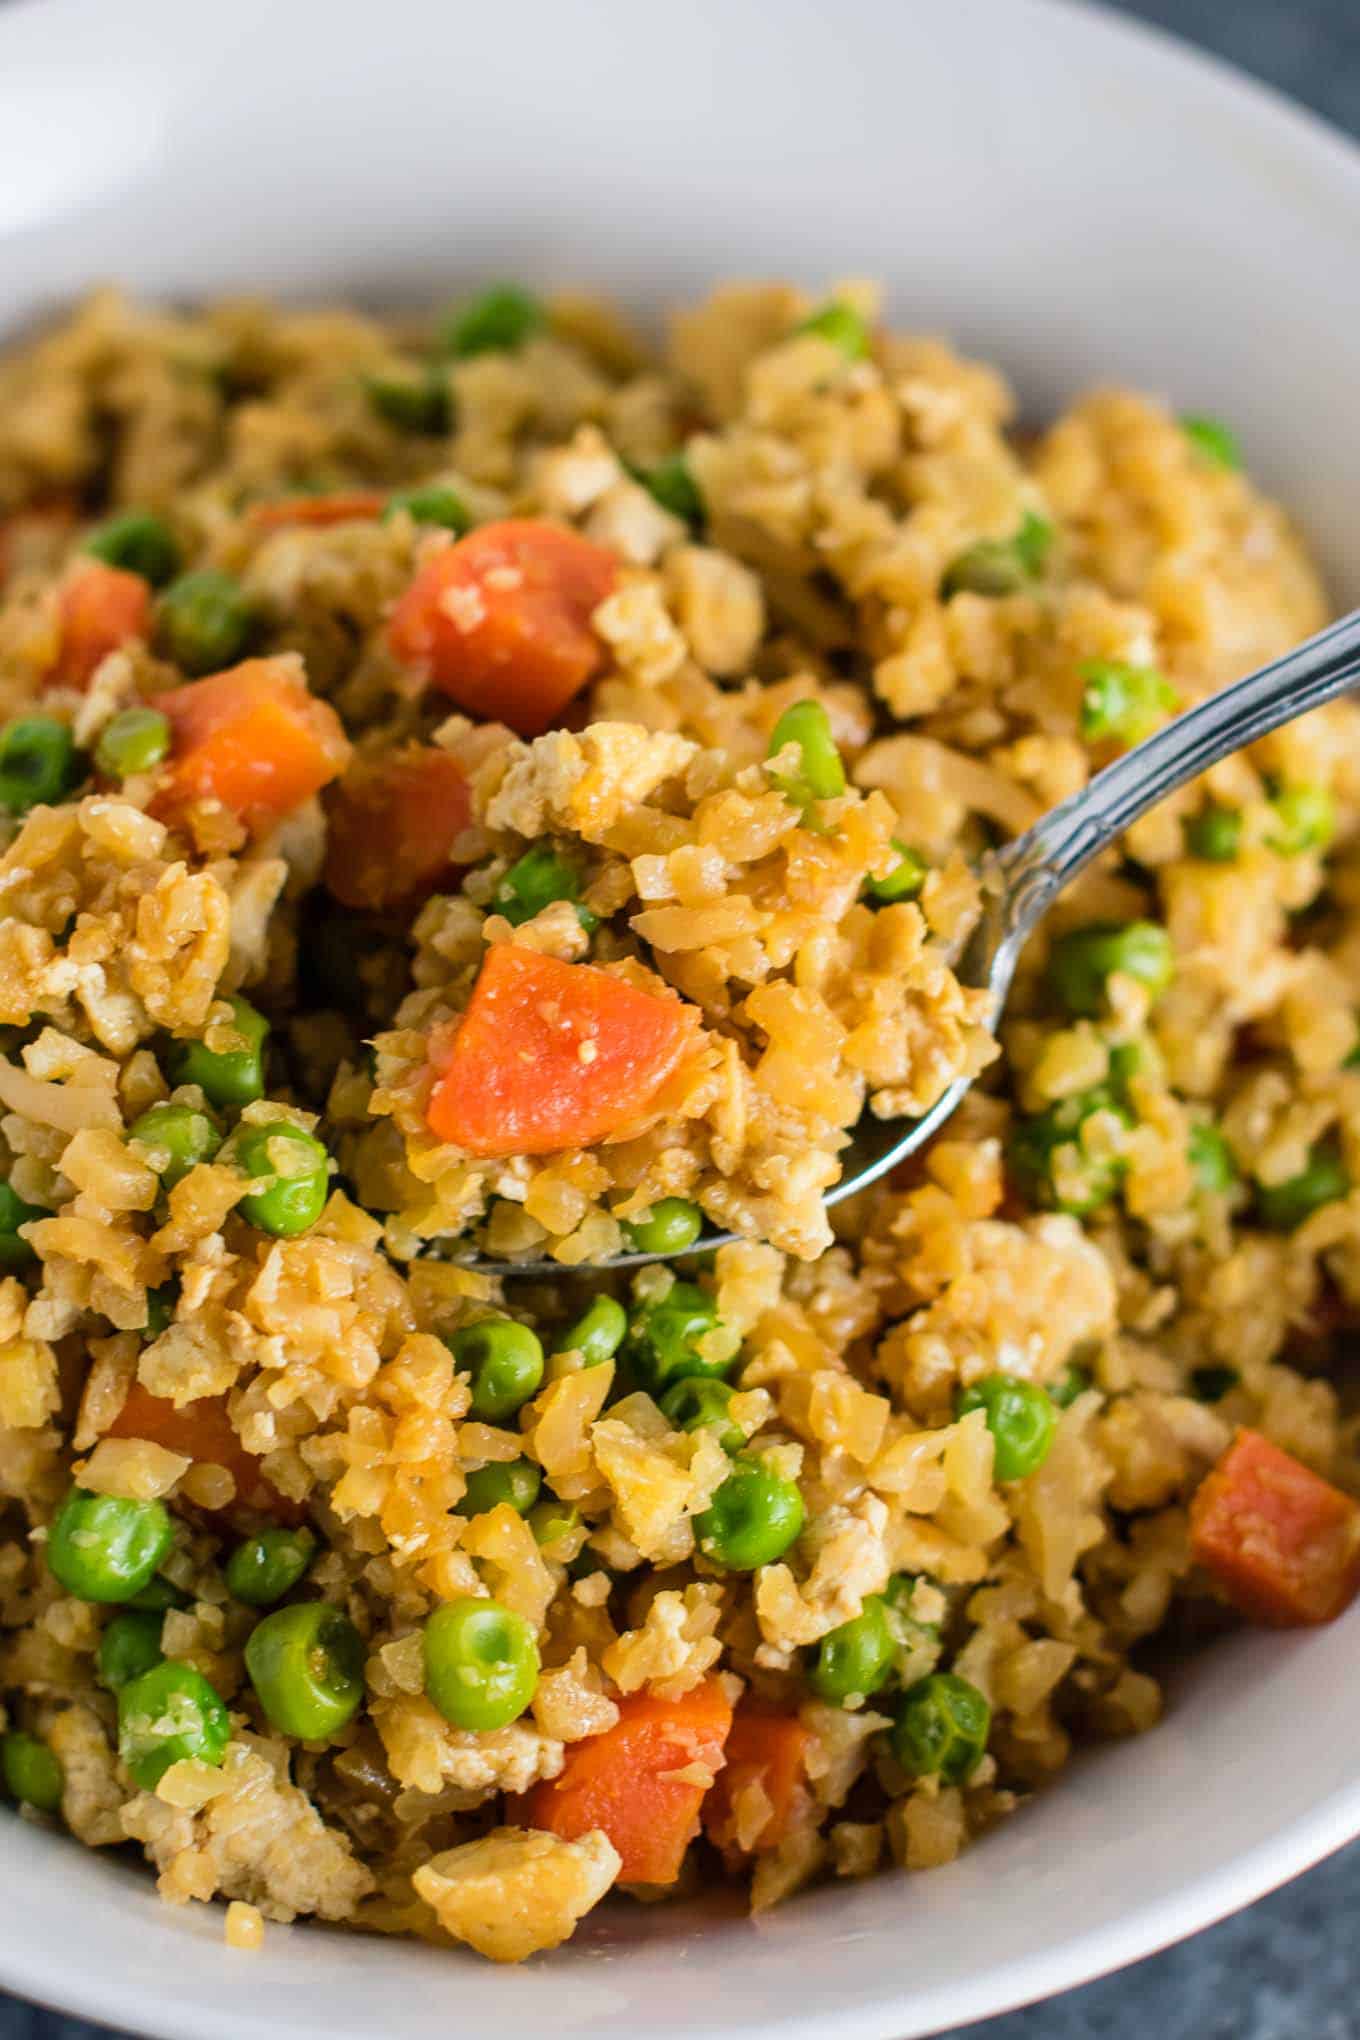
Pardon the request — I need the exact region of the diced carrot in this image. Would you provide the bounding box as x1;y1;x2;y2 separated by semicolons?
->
155;656;351;833
106;1383;303;1524
323;745;471;912
517;1681;734;1885
247;491;386;532
47;562;151;691
1190;1426;1360;1625
702;1707;810;1855
386;518;617;737
426;945;699;1156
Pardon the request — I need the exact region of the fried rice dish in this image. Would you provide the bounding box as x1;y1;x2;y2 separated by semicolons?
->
1;277;1357;1964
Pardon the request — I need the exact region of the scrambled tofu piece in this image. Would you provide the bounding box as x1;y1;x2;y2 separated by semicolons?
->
121;1740;372;1922
484;722;697;841
412;1825;621;1963
371;1695;564;1801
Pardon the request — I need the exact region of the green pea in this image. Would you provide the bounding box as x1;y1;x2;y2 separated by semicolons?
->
142;1284;177;1338
694;1456;805;1571
795;302;870;360
97;1609;164;1690
1256;1139;1350;1230
1184;801;1242;862
382;485;471;533
623;1280;729;1395
1049;1360;1093;1409
1189;1121;1237;1193
1181;414;1242;472
552;1294;627;1366
1079;660;1177;745
1048;921;1174;1017
127;1101;220;1191
956;1372;1058;1481
449;1318;545;1420
767;699;846;811
167;994;269;1107
423;1596;539;1730
530;1500;581;1554
85;511;180;588
0;715;80;814
1017;509;1056;567
0;1180;46;1270
244;1601;364;1740
94;706;172;781
1007;1086;1132;1217
941;511;1054;598
232;1120;331;1237
622;1198;704;1255
640;454;704;527
462;1458;542;1518
864;840;928;904
439;285;544;359
941;540;1026;600
658;1375;744;1453
156;569;254;676
47;1487;174;1604
1190;1364;1239;1403
1267;783;1334;856
891;1672;990;1783
811;1594;896;1706
363;368;452;435
118;1660;230;1789
881;1572;940;1638
224;1527;317;1607
1;1730;63;1813
1106;1041;1148;1101
126;1572;188;1612
492;843;597;933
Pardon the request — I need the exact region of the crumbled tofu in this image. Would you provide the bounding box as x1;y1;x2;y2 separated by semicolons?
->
664;545;765;675
602;1583;724;1697
412;1826;621;1963
484;722;697;842
224;1899;265;1950
593;1400;730;1564
754;1494;891;1649
532;1648;620;1743
583;478;686;566
372;1695;564;1801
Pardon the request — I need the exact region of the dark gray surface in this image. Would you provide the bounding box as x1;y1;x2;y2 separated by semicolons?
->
3;1;1358;2036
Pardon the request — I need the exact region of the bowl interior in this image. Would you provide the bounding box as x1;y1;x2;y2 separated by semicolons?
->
3;2;1360;2036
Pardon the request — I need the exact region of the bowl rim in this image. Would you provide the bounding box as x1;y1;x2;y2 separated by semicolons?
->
4;1;1360;2035
7;1740;1360;2040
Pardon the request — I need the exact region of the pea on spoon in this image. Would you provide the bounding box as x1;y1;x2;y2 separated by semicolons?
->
472;606;1360;1273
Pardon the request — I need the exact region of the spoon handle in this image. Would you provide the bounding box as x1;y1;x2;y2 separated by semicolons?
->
998;605;1360;935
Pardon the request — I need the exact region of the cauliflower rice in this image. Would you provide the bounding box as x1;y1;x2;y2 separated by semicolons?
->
1;277;1357;1965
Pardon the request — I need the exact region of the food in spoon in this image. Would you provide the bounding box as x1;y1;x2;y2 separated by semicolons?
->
0;279;1355;1966
374;709;992;1259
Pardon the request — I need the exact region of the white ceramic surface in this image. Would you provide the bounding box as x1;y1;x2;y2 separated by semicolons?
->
3;0;1360;2034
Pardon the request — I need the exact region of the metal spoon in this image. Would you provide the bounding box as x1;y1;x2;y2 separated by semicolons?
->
475;606;1360;1276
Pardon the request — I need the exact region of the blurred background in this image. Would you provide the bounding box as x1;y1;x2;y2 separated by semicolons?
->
0;0;1357;2036
1119;0;1358;129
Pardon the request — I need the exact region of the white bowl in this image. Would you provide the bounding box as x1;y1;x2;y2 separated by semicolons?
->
3;2;1360;2034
